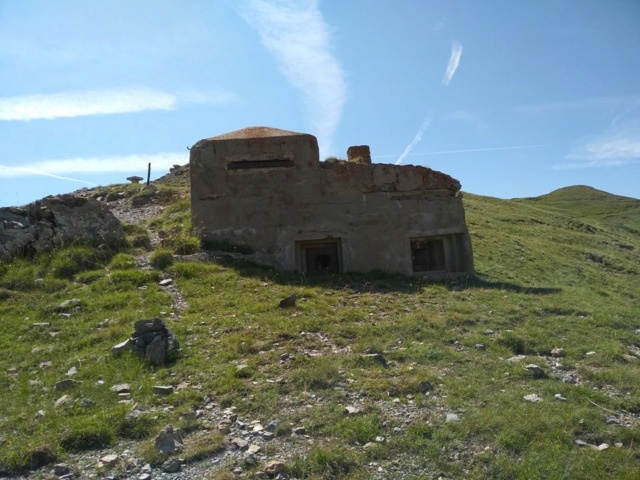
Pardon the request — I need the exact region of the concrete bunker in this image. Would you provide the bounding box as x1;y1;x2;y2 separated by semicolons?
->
189;126;474;279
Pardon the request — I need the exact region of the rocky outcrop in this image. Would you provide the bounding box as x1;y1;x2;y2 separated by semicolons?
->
0;194;125;259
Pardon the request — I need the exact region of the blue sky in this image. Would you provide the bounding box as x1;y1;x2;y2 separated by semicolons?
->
1;0;639;207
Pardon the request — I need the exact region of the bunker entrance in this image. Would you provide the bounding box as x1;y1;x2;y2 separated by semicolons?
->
411;238;446;272
298;240;342;274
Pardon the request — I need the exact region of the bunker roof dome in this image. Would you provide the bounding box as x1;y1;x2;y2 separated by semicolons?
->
207;126;309;141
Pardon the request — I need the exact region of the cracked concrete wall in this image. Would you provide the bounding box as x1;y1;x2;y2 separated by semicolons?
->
190;127;474;278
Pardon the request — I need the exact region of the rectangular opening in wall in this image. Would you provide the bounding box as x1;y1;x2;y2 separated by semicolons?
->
411;238;446;272
227;159;294;170
297;239;342;274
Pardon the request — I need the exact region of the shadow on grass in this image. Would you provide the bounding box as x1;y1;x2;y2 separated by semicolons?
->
193;250;561;295
459;275;562;295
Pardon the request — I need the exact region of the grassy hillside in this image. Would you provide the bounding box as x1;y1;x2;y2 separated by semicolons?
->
516;185;640;234
0;184;639;479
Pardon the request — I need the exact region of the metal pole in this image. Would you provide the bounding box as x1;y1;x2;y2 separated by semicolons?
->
147;163;151;186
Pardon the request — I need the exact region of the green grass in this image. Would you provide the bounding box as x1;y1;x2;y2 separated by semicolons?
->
0;185;639;478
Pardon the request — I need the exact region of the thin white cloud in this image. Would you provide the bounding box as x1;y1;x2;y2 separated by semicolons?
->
555;124;640;169
442;40;463;86
241;0;347;154
0;87;239;121
0;164;97;186
395;113;433;165
0;152;188;178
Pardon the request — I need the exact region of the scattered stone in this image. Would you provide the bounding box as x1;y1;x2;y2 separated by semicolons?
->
606;416;621;425
597;443;609;451
506;355;526;363
585;351;596;357
153;385;174;395
264;461;287;476
155;425;182;454
162;458;182;473
622;354;638;363
53;463;71;476
262;431;274;440
292;426;306;435
112;339;132;356
248;444;262;454
266;420;280;432
56;298;82;312
159;278;173;287
110;383;131;394
252;423;264;433
523;394;543;403
231;437;248;450
362;353;388;367
417;381;434;393
35;409;46;418
575;439;589;447
54;379;80;391
375;436;385;443
80;398;95;408
475;343;487;351
562;374;578;384
66;366;77;376
119;393;131;400
551;347;566;357
554;394;567;401
100;454;119;466
525;364;545;378
446;413;460;422
279;293;297;308
139;474;152;480
345;406;361;415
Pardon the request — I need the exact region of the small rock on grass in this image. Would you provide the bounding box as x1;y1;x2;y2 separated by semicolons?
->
153;385;174;395
264;461;287;475
110;383;131;393
525;364;546;378
112;339;131;356
523;394;543;403
155;425;182;454
446;413;460;422
53;463;70;476
54;379;80;391
162;458;182;473
279;293;297;308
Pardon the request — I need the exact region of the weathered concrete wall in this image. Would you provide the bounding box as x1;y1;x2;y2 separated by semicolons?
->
190;126;474;278
0;195;124;259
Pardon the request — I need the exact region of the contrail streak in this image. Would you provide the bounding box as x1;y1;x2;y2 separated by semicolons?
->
0;164;97;186
443;41;463;86
379;144;548;159
395;113;433;165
